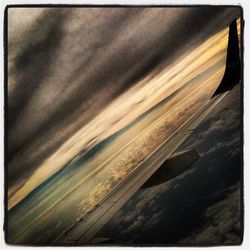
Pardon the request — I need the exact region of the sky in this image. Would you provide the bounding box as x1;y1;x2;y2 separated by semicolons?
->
7;7;242;245
8;6;241;209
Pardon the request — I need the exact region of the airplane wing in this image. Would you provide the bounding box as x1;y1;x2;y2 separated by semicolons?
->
56;18;241;245
56;91;228;244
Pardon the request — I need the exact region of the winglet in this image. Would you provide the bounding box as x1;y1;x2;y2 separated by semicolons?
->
212;19;241;97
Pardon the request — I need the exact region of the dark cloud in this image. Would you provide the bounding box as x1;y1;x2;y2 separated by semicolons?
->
8;7;241;200
179;183;242;245
182;84;241;157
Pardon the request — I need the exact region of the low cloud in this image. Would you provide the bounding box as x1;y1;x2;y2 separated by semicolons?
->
182;85;241;157
179;183;242;245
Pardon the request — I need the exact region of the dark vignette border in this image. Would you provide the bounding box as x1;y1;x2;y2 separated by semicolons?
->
3;4;244;247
